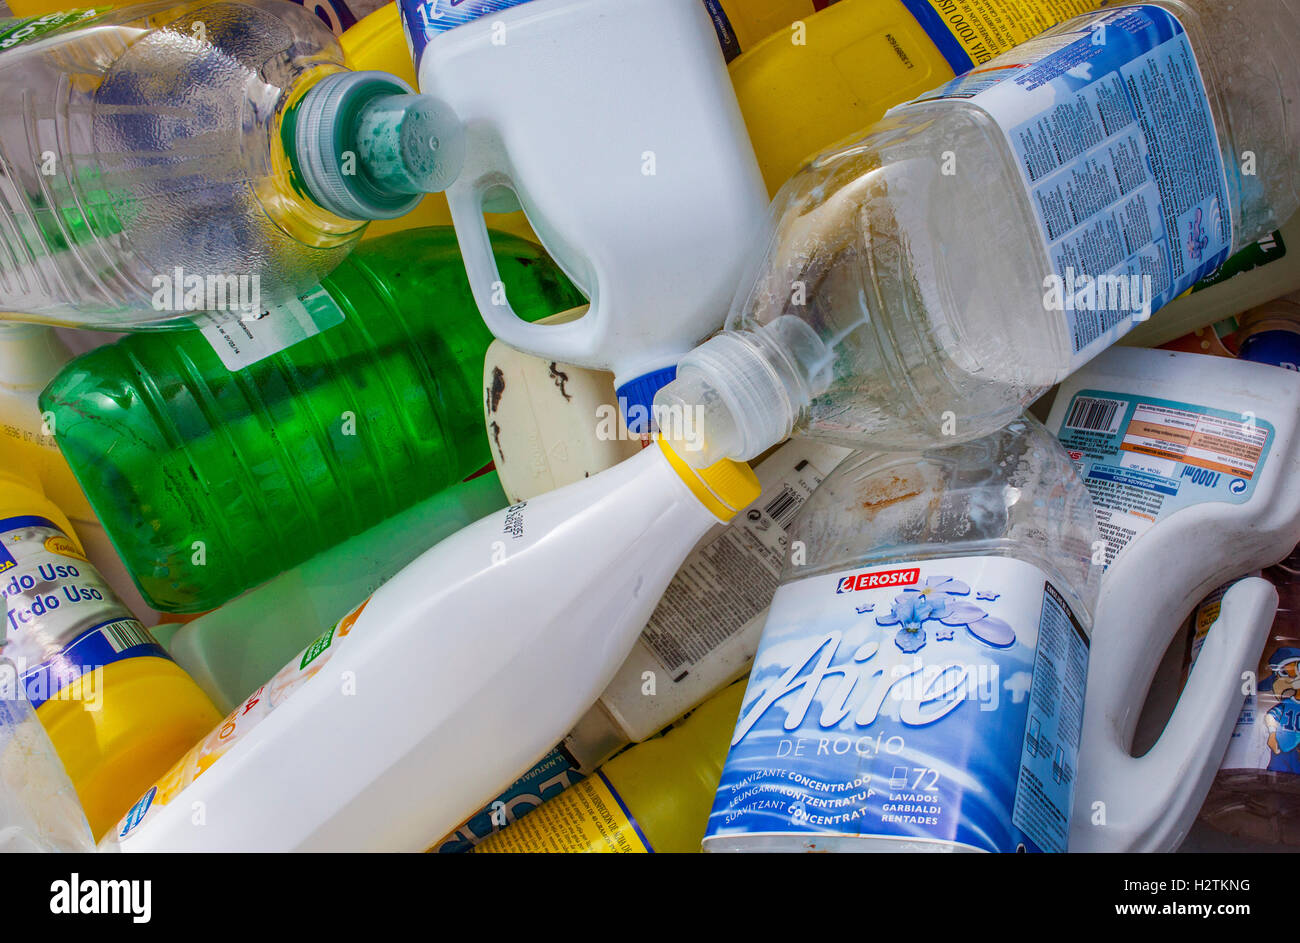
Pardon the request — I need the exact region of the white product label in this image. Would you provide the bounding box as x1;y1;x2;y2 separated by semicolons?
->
199;287;345;372
114;596;371;842
907;5;1232;370
639;448;840;679
1055;390;1273;566
705;555;1090;853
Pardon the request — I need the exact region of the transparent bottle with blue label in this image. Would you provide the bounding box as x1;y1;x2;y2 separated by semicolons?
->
703;415;1100;852
657;0;1300;465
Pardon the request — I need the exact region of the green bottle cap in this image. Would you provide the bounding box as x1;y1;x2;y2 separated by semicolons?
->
287;71;464;221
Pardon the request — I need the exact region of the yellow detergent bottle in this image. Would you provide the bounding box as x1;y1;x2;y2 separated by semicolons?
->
730;0;1108;192
0;458;220;839
475;681;746;853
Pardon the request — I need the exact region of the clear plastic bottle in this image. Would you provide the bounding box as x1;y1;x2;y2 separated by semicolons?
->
704;415;1100;852
0;697;96;853
656;0;1300;465
0;2;461;327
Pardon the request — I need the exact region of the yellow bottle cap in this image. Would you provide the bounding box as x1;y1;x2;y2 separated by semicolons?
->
658;438;760;521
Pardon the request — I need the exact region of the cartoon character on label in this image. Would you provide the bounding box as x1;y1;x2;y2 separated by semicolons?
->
1263;648;1300;774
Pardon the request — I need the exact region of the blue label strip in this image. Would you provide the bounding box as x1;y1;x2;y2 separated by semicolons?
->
19;619;170;709
596;769;656;853
896;0;975;74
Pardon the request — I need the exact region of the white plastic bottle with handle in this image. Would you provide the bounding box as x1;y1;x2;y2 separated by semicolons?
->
1045;346;1300;852
400;0;770;431
654;0;1300;464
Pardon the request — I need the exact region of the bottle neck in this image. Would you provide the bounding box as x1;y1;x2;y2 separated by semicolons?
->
278;70;462;223
656;437;760;522
656;317;830;467
255;67;369;249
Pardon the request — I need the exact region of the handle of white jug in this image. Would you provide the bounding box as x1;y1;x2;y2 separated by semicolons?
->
445;178;598;362
1072;575;1277;852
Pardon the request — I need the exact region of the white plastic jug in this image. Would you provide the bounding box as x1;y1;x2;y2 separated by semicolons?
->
402;0;769;429
1046;347;1300;852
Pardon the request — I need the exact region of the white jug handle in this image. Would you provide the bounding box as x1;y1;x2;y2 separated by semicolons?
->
1072;576;1277;851
445;179;597;362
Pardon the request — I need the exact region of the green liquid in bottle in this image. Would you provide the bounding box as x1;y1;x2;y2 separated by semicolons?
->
40;227;585;612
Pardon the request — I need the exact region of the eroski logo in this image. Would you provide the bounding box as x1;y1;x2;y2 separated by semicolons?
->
836;567;920;594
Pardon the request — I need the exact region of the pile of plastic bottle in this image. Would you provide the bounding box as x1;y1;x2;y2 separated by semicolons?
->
0;0;1298;854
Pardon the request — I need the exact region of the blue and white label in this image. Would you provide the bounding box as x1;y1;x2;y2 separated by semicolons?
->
118;786;156;838
399;0;537;65
0;516;169;709
434;746;583;852
1055;391;1273;566
705;556;1089;853
907;5;1232;370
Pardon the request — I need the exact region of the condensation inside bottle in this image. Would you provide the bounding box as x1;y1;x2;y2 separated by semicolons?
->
0;0;361;327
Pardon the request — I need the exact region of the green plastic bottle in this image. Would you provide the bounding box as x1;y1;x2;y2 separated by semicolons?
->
39;227;584;613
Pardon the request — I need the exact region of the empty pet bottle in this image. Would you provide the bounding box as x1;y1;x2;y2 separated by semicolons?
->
656;0;1300;465
0;1;461;327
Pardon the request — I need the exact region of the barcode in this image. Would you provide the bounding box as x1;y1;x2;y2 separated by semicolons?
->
764;485;804;530
1065;396;1125;434
100;619;154;653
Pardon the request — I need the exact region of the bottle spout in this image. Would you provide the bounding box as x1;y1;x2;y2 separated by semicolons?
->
288;71;465;221
655;324;810;468
654;370;742;468
354;92;465;197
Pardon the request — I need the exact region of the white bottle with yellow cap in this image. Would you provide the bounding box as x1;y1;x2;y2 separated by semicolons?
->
108;440;760;852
